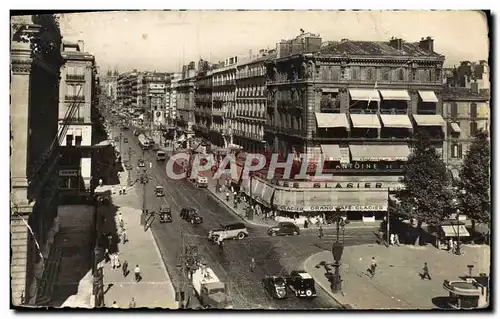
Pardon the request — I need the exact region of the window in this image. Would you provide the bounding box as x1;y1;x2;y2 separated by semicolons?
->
381;67;390;81
398;69;404;81
366;68;373;81
470;121;478;137
451;144;463;159
436;69;442;82
450;102;458;118
75;135;82;146
351;67;360;80
341;67;350;80
411;69;418;81
66;134;73;146
470;103;477;119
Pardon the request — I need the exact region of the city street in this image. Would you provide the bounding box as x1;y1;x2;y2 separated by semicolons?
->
112;124;376;309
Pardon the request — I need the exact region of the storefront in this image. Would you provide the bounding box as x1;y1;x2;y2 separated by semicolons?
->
240;176;275;208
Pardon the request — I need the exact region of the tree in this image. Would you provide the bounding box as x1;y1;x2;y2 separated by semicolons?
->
395;133;452;244
458;130;491;234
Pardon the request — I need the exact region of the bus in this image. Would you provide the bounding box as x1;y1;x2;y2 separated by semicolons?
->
138;134;151;150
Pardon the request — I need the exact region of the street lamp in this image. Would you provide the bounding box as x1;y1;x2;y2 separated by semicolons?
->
330;207;350;293
455;188;466;255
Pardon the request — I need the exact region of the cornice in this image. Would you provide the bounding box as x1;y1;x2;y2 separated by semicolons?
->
11;58;32;75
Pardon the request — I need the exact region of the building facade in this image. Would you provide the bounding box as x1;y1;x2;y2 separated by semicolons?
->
140;72;169;129
176;62;197;140
211;56;238;147
234;52;270;153
442;87;490;179
11;14;64;305
193;60;213;140
256;35;446;221
57;41;97;198
167;73;181;126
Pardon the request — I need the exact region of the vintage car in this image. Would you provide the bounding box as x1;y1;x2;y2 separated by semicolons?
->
285;271;317;298
180;207;203;224
155;186;165;197
159;205;172;223
267;222;300;237
123;137;128;143
262;276;288;299
138;159;146;168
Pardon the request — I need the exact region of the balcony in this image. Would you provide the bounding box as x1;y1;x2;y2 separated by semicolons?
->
65;95;85;102
66;74;85;82
60;117;86;124
266;77;306;85
212;109;224;117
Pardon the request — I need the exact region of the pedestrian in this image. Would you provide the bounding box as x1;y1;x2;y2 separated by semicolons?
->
122;260;129;277
378;230;385;245
448;238;454;252
394;233;400;246
119;219;125;231
117;212;123;224
250;258;256;272
121;229;127;244
104;248;110;263
304;219;309;229
390;233;395;245
318;226;324;239
422;262;432;280
370;257;377;278
134;265;141;282
225;191;230;201
111;301;119;308
129;298;136;308
107;233;113;249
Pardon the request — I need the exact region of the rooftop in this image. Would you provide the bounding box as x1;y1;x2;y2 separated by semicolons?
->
319;39;444;58
442;87;489;101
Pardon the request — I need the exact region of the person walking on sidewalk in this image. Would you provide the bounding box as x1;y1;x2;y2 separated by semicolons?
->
250;258;256;272
225;191;230;202
318;226;324;239
134;265;141;282
390;233;395;245
122;260;129;277
394;233;400;246
121;228;128;244
421;262;432;280
370;257;377;279
129;298;136;308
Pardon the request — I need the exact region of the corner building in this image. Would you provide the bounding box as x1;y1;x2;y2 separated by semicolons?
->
256;35;446;222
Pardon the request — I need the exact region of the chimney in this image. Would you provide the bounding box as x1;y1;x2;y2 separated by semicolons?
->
419;36;434;52
77;40;84;52
389;37;403;50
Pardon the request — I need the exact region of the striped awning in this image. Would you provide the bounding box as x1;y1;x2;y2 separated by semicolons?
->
379;115;413;128
349;89;380;102
350;114;381;129
413;114;446;126
379;90;411;101
450;122;461;133
418;90;439;103
441;225;470;238
349;144;410;161
315;113;349;129
320;144;342;161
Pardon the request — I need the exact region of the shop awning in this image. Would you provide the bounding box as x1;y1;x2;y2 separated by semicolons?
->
253;180;275;207
379;115;413;128
379;90;411;101
413;114;446;126
231;163;244;183
303;189;389;212
320;144;342;161
450;122;461;133
418;90;439;103
349;89;380;102
350;114;381;129
441;225;470;238
315;113;349;129
321;88;339;93
273;189;305;213
349;144;410;161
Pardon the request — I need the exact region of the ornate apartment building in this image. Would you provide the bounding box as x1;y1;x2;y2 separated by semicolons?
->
193;60;213;139
211;56;238;147
176;62;197;138
258;34;446;221
57;41;98;197
11;14;64;305
233;52;271;153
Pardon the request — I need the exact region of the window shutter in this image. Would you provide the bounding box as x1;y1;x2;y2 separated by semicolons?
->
458;144;463;158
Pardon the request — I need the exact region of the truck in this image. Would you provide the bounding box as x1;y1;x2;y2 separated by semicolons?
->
191;263;232;309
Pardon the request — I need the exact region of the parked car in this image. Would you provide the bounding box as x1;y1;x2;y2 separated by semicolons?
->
138;159;146;168
133;130;140;136
267;222;300;236
208;222;248;241
180;207;203;224
154;186;165;197
285;271;317;298
262;276;288;299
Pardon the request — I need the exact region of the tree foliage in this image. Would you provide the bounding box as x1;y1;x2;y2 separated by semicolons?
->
458;130;491;225
396;133;452;227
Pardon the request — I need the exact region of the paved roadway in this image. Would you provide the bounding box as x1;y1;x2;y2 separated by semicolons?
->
110;123;376;310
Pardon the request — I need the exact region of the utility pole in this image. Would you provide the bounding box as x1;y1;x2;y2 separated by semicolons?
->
119;132;123;154
127;146;132;186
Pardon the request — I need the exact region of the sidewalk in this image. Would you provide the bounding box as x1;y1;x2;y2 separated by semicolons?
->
304;244;490;309
97;171;178;309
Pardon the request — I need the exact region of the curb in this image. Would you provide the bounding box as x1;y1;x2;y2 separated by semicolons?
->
303;252;353;310
206;188;270;228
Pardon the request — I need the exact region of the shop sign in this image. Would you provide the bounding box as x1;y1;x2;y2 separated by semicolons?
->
331;162;403;170
332;182;383;189
304;205;387;212
59;169;78;177
275;205;304;212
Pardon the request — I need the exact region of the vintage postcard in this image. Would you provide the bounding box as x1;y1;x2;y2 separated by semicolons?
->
10;10;490;310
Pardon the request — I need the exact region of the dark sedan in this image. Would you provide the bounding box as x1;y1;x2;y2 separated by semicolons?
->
267;222;300;236
262;276;288;299
180;207;203;224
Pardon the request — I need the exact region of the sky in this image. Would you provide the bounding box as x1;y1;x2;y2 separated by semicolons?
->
58;10;489;74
